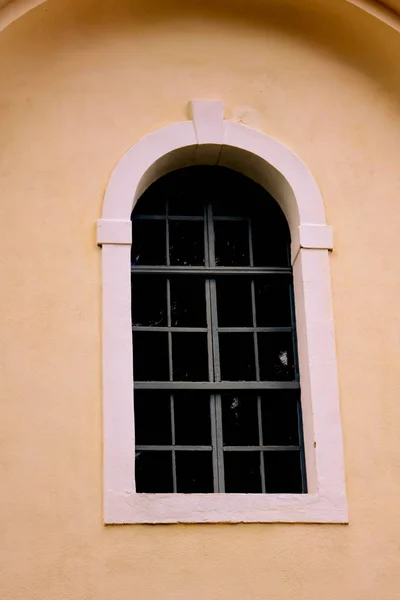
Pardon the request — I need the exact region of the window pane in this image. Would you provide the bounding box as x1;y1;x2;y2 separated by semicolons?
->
261;391;300;445
172;333;208;381
255;278;292;327
168;194;204;216
264;451;302;493
174;393;211;445
131;276;167;327
221;393;259;446
214;220;250;267
170;277;206;327
216;277;253;327
131;220;166;266
224;452;262;493
134;391;172;445
251;219;289;267
133;332;169;381
258;333;295;381
169;221;205;266
133;193;166;216
176;452;214;493
135;451;173;493
219;333;255;381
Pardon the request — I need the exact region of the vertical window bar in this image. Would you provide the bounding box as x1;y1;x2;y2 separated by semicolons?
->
257;396;266;493
248;219;260;379
207;202;225;491
204;201;219;492
170;394;177;493
249;218;266;492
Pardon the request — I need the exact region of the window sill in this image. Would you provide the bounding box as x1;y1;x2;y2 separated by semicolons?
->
104;491;348;524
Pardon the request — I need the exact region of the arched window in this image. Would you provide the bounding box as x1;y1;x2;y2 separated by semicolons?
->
131;166;306;494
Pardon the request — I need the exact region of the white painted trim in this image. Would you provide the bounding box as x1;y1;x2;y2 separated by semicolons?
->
98;100;348;524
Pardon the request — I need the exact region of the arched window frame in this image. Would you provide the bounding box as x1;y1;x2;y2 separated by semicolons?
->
97;100;348;524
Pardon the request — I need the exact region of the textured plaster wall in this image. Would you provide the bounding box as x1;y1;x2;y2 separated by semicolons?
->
1;0;400;598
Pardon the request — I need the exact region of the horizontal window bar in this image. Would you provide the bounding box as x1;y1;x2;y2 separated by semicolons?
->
134;381;300;390
133;326;208;333
131;266;292;276
217;327;292;333
222;445;300;452
212;216;249;222
136;445;212;451
133;215;204;221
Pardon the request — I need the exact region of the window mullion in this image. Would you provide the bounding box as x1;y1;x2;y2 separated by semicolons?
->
248;219;266;492
206;202;225;492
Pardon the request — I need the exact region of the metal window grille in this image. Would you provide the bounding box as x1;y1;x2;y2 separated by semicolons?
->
131;166;307;494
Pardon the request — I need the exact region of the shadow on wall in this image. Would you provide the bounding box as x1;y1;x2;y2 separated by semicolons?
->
1;0;400;107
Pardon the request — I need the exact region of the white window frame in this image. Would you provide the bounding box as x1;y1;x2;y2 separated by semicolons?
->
97;100;348;524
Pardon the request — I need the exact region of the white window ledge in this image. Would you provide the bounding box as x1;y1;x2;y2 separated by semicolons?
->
98;100;348;524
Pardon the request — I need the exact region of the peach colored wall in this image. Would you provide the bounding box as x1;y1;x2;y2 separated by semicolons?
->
1;0;400;598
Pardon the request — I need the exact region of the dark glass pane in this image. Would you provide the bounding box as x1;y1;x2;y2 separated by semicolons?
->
214;220;250;266
251;218;290;267
131;220;166;266
131;276;167;327
174;393;211;445
258;333;295;381
169;220;204;266
264;451;302;493
165;166;205;216
224;452;262;493
133;193;166;216
261;391;300;445
133;332;169;381
216;277;252;327
172;333;208;381
219;333;255;381
170;277;206;327
255;278;292;327
211;168;257;217
135;451;173;493
221;393;259;446
176;451;214;493
134;391;172;445
168;193;204;216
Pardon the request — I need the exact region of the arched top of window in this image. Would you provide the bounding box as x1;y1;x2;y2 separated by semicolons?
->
132;165;291;269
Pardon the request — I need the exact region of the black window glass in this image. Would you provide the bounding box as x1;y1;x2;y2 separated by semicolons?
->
261;391;300;445
131;220;166;266
258;333;295;381
135;451;173;493
176;452;214;493
214;220;250;266
169;220;205;266
224;452;262;493
134;391;172;445
221;393;259;446
170;277;206;327
131;275;167;327
133;332;169;381
132;166;304;495
255;278;292;327
172;333;209;381
219;333;255;381
173;393;211;445
264;451;302;493
216;277;253;327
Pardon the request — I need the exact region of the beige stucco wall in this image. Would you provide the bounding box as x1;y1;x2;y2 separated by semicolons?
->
1;0;400;598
